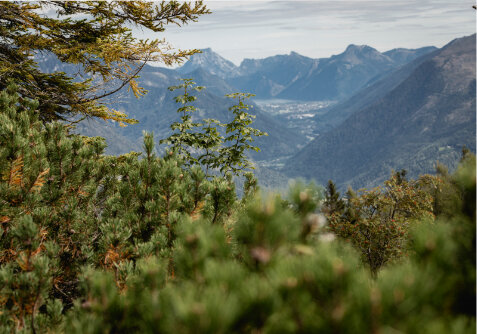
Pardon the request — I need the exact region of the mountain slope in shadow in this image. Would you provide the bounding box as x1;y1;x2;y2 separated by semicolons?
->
284;34;476;189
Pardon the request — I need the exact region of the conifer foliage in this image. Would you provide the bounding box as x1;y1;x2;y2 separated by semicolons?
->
0;84;244;332
160;79;205;165
0;82;475;333
0;84;108;330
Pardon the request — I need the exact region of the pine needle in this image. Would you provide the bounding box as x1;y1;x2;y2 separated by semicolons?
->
30;168;50;194
3;156;24;190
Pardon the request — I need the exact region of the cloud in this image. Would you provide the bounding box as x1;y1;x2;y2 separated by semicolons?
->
145;0;475;65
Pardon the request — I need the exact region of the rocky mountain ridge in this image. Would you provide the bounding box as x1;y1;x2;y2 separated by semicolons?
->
177;45;437;101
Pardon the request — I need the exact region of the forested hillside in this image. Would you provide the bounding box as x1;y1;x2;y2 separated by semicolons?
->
32;29;450;194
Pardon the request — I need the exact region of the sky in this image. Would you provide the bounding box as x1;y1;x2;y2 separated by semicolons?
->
139;0;476;66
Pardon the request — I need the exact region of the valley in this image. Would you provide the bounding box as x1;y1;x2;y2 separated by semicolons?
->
253;99;334;142
38;34;476;191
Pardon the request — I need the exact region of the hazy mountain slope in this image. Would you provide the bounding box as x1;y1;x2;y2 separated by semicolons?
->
278;45;438;102
228;52;318;97
185;67;237;97
358;46;440;89
75;120;142;156
384;46;438;67
278;45;396;101
284;34;476;189
312;47;441;133
240;52;317;82
35;52;307;161
227;72;286;98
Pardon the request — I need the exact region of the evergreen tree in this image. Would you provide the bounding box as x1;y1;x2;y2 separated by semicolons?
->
323;180;345;215
197;118;224;177
0;84;107;330
160;79;205;165
219;93;268;176
0;84;240;331
65;158;476;333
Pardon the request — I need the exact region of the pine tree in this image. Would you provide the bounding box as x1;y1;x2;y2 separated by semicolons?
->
65;155;476;334
0;84;107;331
323;180;345;215
197;118;224;177
0;84;241;331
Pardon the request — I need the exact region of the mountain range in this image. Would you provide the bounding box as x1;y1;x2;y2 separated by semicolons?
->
178;45;438;102
72;41;438;160
36;34;475;190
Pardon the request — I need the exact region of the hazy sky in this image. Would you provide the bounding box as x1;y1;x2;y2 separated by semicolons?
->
142;0;476;66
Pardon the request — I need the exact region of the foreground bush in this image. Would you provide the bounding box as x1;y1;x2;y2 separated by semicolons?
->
0;86;475;333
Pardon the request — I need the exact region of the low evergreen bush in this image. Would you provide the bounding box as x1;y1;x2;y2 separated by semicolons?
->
0;85;475;333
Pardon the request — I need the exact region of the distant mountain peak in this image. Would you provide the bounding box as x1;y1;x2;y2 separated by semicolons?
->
344;44;379;54
177;48;240;79
345;44;363;50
